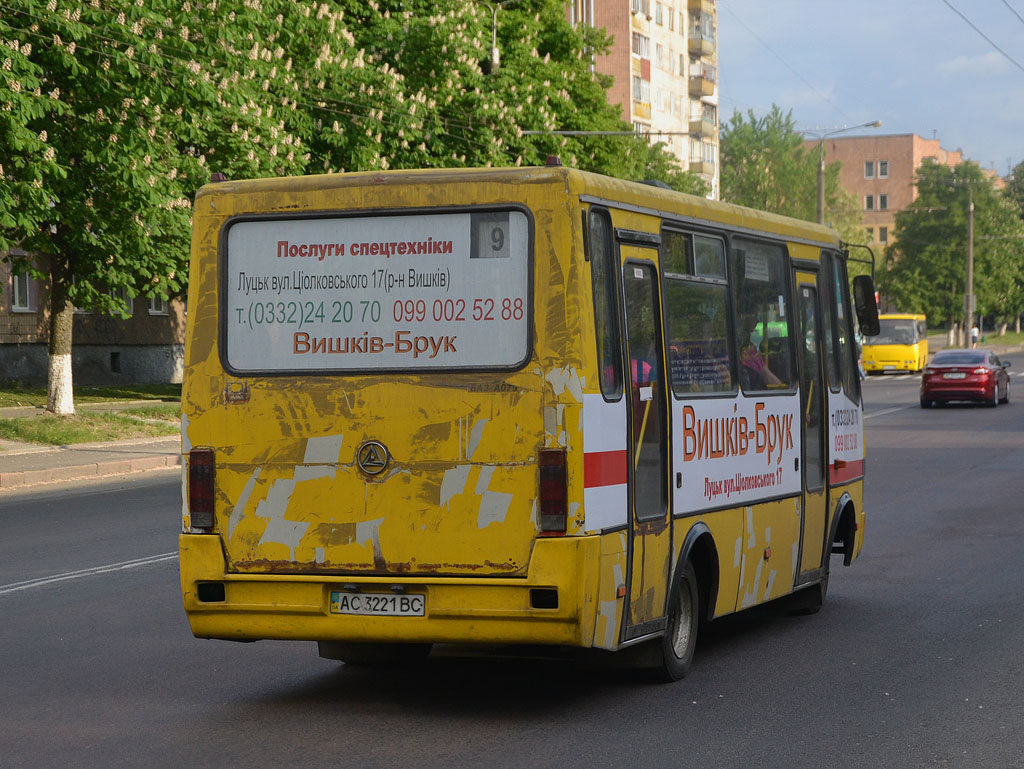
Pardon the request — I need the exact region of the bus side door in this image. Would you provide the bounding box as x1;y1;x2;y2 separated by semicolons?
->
794;270;829;581
619;247;673;641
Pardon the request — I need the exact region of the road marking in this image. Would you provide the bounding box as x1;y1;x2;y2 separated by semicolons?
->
0;552;178;596
864;405;916;420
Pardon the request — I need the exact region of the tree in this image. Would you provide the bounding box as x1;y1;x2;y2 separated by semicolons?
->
881;159;1024;335
719;105;867;244
2;0;705;415
2;0;309;413
1004;159;1024;220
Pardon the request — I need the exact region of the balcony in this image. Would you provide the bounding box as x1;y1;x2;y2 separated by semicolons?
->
689;12;715;57
688;64;716;97
688;0;714;12
689;116;716;137
689;159;715;176
688;34;714;57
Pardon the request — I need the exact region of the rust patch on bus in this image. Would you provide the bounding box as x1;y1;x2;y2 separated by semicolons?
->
229;558;523;575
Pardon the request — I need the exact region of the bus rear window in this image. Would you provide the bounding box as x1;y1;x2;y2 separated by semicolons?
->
222;210;531;373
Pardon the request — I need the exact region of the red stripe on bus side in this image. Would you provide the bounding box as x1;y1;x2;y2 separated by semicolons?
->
584;450;628;488
829;459;864;485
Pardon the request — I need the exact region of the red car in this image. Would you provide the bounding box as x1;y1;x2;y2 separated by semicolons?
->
920;349;1011;408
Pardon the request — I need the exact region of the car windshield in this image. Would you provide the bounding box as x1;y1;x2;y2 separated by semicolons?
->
869;319;917;345
932;352;985;366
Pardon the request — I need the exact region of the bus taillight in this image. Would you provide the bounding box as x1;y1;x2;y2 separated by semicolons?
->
538;448;568;535
188;448;216;530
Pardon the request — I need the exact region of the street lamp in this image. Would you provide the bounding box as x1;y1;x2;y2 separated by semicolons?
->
481;1;520;73
806;120;882;224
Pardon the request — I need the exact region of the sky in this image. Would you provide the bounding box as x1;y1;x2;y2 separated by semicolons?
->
716;0;1024;176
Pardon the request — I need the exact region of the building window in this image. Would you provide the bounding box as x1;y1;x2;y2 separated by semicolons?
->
149;295;169;315
631;0;651;15
679;54;686;75
633;76;651;104
631;33;650;58
866;227;874;241
655;2;663;24
11;271;31;312
879;160;889;178
865;195;875;211
879;227;888;244
879;194;888;211
109;287;133;317
668;5;674;30
655;43;664;69
864;161;875;179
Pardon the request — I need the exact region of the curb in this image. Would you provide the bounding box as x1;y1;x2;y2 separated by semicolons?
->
0;454;180;490
0;434;182;491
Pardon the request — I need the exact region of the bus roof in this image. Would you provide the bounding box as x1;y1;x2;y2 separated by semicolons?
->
196;165;843;249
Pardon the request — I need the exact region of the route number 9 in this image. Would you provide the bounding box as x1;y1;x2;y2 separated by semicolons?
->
471;212;510;260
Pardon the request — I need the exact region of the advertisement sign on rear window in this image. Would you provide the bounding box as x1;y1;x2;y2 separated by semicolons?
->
223;210;531;373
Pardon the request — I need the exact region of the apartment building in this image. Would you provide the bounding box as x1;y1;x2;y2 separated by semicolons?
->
805;133;964;250
570;0;720;198
1;253;185;385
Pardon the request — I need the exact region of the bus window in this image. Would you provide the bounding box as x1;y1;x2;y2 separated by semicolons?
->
693;234;726;279
588;209;623;399
662;231;734;395
832;257;859;397
819;252;841;391
731;239;795;391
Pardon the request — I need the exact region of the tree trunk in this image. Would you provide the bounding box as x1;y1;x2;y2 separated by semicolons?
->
998;321;1008;337
47;264;75;415
947;320;958;347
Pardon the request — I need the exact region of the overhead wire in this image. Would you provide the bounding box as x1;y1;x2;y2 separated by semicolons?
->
1000;0;1024;28
717;0;856;124
940;0;1024;75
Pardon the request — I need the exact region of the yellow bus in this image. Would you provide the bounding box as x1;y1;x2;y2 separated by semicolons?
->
862;313;928;373
179;163;878;680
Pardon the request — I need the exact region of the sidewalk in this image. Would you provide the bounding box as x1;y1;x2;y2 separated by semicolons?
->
0;403;181;491
927;334;1024;358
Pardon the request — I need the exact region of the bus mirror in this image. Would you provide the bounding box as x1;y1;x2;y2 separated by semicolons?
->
853;275;880;337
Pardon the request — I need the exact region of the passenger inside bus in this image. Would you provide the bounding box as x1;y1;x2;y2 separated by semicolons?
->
739;317;782;391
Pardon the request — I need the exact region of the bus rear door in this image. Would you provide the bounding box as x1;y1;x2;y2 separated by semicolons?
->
619;243;672;641
794;270;829;587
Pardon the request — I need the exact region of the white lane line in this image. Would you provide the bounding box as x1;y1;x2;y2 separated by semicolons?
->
864;405;916;420
0;552;178;596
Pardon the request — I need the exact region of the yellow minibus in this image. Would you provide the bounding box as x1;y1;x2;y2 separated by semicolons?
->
862;313;928;373
180;163;878;680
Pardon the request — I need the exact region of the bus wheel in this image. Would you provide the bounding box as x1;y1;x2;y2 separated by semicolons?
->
657;560;699;682
317;641;432;667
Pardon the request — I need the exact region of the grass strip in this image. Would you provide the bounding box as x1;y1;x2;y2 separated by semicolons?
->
0;411;179;446
0;384;181;409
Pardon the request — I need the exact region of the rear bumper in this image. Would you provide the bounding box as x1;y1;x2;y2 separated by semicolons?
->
180;533;601;648
864;359;917;373
921;382;995;402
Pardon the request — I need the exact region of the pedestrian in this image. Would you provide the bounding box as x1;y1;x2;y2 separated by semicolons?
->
971;324;979;349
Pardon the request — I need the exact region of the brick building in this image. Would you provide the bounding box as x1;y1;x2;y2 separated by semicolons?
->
803;133;964;251
569;0;720;197
1;252;185;385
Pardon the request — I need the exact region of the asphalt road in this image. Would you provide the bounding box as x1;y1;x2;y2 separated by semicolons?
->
2;373;1023;769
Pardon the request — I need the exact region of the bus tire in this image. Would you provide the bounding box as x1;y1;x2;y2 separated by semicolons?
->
657;560;699;682
317;641;432;667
